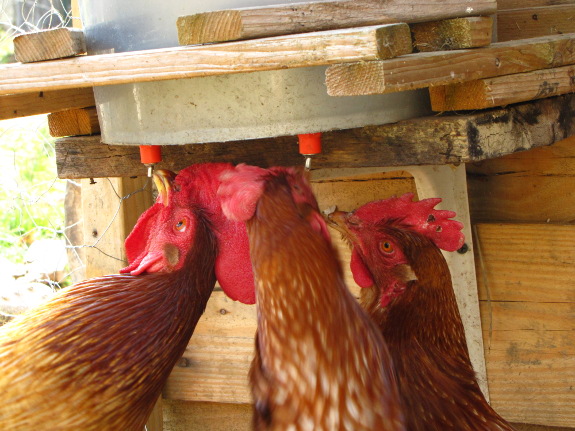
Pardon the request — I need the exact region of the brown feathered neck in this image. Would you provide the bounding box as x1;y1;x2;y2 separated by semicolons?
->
360;227;515;431
0;213;217;431
246;175;404;431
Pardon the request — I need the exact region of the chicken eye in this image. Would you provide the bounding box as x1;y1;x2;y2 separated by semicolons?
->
380;241;394;253
175;219;187;232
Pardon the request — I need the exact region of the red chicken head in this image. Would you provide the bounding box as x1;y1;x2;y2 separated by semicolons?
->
121;164;256;304
328;193;464;307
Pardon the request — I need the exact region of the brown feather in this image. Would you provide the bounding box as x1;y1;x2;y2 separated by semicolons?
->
248;174;404;431
0;214;216;431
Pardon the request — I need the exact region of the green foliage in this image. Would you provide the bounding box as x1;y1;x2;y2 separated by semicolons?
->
0;116;67;263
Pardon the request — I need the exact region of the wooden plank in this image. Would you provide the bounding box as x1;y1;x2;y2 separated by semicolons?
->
325;33;575;96
176;0;497;45
498;0;575;9
0;25;410;96
411;17;493;52
48;107;100;137
497;5;575;42
163;400;251;431
13;28;86;63
429;64;575;111
0;88;95;120
475;223;575;427
54;94;575;179
467;135;575;224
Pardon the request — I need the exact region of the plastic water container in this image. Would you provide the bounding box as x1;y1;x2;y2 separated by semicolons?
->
79;1;430;145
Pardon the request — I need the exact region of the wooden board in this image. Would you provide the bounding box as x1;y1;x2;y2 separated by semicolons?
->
0;25;410;96
497;5;575;42
176;0;497;44
48;107;100;137
429;64;575;111
54;94;575;179
163;400;252;431
411;17;493;52
13;28;86;63
498;0;575;9
325;33;575;96
467;135;575;224
0;88;95;120
474;223;575;427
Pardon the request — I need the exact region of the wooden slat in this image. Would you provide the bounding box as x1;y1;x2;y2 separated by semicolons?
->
325;33;575;96
0;88;95;120
48;107;100;137
497;5;575;42
176;0;497;45
467;136;575;224
429;64;575;111
475;223;575;427
54;94;575;179
163;400;252;431
13;28;86;63
411;17;493;52
498;0;575;9
0;25;410;96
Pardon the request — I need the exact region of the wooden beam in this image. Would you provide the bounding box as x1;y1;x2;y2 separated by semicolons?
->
55;94;575;179
410;17;493;52
467;135;575;224
13;28;86;63
497;5;575;42
176;0;497;45
474;223;575;427
48;107;100;137
429;64;575;111
498;0;575;9
163;400;251;431
325;33;575;96
0;25;410;96
0;88;95;120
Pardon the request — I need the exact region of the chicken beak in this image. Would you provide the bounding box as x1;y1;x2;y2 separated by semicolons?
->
326;209;353;236
153;169;178;206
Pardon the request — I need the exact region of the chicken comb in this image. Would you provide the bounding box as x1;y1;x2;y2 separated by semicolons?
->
218;164;269;222
354;193;465;252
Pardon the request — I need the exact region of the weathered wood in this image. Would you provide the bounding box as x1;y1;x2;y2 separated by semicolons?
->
467;135;575;224
0;88;95;120
176;0;497;45
498;0;575;9
55;94;575;179
497;5;575;42
13;28;86;63
474;223;575;427
164;400;252;431
0;25;410;96
48;107;100;137
411;17;493;52
429;64;575;111
325;33;575;96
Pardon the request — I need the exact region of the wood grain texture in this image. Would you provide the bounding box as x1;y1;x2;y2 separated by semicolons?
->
55;94;575;179
177;0;497;44
475;223;575;427
0;25;409;96
411;16;493;52
467;135;575;224
163;400;252;431
13;28;86;63
0;88;95;120
498;0;575;9
326;33;575;96
497;5;575;42
429;64;575;111
48;107;100;137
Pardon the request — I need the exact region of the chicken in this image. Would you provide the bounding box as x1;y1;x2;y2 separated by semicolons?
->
218;164;405;431
328;193;515;431
0;169;218;431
